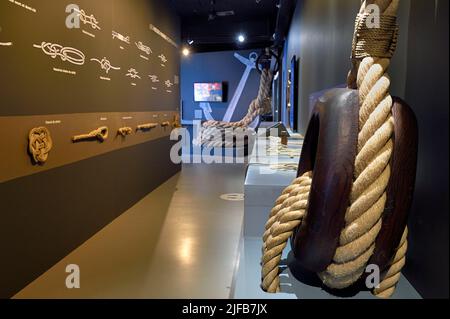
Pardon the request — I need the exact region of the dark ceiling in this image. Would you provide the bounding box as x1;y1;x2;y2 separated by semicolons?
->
170;0;281;52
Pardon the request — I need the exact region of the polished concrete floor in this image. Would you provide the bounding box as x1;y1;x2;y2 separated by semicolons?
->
14;164;247;299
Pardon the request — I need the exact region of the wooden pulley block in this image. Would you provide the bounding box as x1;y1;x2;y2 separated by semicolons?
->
118;127;133;137
291;88;418;278
172;114;182;128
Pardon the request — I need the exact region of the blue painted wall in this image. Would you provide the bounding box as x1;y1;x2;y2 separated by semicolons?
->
180;49;262;123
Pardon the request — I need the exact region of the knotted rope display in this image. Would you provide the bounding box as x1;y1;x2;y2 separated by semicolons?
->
28;127;53;164
261;0;408;298
195;68;273;148
137;123;158;131
172;114;182;128
118;127;133;137
72;126;109;142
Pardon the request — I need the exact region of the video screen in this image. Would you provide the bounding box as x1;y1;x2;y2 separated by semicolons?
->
194;82;224;102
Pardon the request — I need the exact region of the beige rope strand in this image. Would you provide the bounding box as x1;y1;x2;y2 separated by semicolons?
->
373;227;408;298
261;0;406;298
319;0;400;291
261;172;312;293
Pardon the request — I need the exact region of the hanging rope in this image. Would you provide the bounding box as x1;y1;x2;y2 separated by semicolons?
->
261;0;407;298
261;172;312;293
195;67;273;147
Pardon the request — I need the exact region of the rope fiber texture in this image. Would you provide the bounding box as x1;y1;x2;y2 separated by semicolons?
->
72;126;109;142
28;127;53;164
261;0;407;298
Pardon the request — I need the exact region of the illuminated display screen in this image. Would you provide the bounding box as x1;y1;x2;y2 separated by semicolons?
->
194;82;224;102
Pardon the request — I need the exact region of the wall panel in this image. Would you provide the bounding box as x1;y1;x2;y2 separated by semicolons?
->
0;0;181;298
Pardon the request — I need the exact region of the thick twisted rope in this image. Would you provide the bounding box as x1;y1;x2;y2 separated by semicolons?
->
195;69;273;147
261;172;312;292
373;226;408;298
261;0;407;297
319;0;400;292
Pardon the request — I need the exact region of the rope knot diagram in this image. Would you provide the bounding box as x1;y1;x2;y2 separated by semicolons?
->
28;127;53;164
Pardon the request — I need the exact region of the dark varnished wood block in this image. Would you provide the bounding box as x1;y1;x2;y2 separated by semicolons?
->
293;88;360;272
368;97;418;274
292;90;418;278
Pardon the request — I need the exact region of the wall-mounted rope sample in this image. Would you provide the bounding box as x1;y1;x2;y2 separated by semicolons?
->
28;127;53;164
269;163;299;171
72;126;109;142
0;111;179;183
197;68;273;148
160;121;171;127
172;114;182;128
137;123;158;131
118;127;132;137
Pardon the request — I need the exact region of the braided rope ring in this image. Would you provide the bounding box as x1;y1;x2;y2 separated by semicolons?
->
28;127;53;164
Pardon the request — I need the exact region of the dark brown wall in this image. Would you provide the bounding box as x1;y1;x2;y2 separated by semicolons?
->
403;0;449;298
0;138;180;299
0;0;180;115
0;0;181;298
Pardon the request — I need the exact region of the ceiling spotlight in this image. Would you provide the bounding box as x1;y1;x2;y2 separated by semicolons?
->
237;34;246;43
182;48;190;56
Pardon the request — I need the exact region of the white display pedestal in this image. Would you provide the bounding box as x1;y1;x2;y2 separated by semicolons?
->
237;135;421;299
244;137;302;237
233;237;422;299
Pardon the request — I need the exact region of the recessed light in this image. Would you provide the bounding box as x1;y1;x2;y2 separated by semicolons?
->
237;34;245;43
182;48;190;56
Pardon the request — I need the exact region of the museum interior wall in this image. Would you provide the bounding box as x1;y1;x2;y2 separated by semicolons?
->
0;0;181;298
402;0;449;298
283;0;410;135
